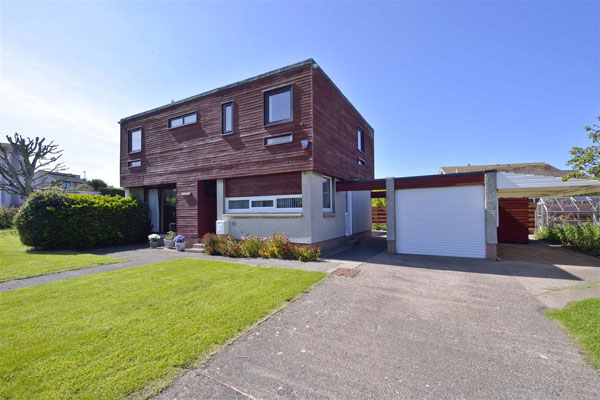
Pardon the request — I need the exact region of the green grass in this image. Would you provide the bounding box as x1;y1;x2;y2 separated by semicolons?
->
0;258;327;399
546;298;600;371
0;229;122;282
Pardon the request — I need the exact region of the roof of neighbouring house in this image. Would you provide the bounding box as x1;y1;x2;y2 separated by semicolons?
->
439;162;572;177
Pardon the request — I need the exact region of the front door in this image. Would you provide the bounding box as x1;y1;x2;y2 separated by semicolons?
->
198;180;217;238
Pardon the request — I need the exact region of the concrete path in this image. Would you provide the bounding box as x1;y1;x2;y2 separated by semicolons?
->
156;241;600;400
0;244;342;292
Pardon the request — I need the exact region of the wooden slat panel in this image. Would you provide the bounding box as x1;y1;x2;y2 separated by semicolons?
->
225;172;301;197
498;197;529;243
372;206;387;224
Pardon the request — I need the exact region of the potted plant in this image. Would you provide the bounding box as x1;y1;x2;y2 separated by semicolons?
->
164;231;176;249
174;234;186;251
148;234;161;248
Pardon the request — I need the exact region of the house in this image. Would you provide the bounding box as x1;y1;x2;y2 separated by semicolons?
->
439;162;571;177
0;143;24;207
34;171;86;190
119;59;374;248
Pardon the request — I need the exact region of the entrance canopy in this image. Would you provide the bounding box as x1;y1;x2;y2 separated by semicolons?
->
497;172;600;198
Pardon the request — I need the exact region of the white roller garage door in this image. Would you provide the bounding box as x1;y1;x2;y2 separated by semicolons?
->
395;185;486;258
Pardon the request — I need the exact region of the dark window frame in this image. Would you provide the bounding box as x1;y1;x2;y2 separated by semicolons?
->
127;127;143;154
358;127;365;153
168;112;198;129
221;101;234;135
263;84;293;126
264;132;293;146
128;159;142;168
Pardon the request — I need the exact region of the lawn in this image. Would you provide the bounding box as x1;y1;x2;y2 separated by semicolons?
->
546;298;600;371
0;258;327;399
0;229;122;282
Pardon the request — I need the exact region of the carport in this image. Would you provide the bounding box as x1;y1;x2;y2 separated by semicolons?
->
337;171;600;259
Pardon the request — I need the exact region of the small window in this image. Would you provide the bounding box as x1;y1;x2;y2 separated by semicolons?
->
128;128;142;153
168;112;197;129
222;102;233;134
277;197;302;209
128;160;141;168
264;133;293;146
358;158;366;167
358;127;365;153
228;199;249;209
322;176;333;212
264;85;292;125
251;200;273;208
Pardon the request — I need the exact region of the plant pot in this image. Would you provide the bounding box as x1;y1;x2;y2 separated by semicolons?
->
164;239;174;249
175;242;185;252
149;241;159;248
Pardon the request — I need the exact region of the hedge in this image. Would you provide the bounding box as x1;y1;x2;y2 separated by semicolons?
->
99;187;125;197
0;206;19;229
14;192;150;250
535;222;600;256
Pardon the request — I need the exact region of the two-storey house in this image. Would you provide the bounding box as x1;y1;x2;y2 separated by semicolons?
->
119;59;374;248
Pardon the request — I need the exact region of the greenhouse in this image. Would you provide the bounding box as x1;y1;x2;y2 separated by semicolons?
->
535;196;600;231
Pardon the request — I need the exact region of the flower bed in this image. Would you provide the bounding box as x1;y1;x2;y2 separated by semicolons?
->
535;222;600;256
203;233;321;262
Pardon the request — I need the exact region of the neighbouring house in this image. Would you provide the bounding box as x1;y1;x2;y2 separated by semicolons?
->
438;162;572;177
34;171;86;190
0;143;24;207
119;59;374;248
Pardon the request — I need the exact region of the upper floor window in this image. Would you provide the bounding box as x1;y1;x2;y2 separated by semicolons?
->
264;133;293;146
358;127;365;153
322;176;333;212
222;102;234;135
168;112;197;129
128;128;142;153
128;160;142;168
264;85;293;125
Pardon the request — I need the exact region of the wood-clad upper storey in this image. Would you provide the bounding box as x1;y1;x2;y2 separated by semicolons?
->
120;59;374;188
312;67;374;181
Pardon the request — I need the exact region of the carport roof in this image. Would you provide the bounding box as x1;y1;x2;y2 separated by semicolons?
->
497;172;600;198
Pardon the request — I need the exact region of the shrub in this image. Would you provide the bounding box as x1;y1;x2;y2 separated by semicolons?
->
202;232;321;262
99;187;125;197
14;192;150;250
535;222;600;256
0;206;19;229
372;223;387;231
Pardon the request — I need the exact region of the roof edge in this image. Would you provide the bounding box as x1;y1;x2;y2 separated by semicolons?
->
120;58;316;124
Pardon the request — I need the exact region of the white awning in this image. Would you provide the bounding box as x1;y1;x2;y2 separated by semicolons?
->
497;172;600;198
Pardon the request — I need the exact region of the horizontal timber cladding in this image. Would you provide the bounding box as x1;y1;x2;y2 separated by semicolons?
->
312;67;374;181
336;179;386;191
120;64;313;188
394;172;485;190
497;197;530;244
225;172;302;197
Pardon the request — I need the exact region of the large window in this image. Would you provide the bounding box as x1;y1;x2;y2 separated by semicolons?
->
222;102;234;134
128;128;142;153
225;194;302;213
322;176;333;212
168;112;197;129
264;85;292;125
147;187;176;233
358;127;365;153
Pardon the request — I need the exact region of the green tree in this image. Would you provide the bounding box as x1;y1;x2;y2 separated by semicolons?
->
88;178;108;190
563;117;600;181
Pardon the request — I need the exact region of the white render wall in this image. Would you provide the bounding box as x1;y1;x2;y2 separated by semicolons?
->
351;190;372;234
216;171;367;245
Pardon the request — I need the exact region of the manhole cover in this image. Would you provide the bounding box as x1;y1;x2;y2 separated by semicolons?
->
331;268;360;278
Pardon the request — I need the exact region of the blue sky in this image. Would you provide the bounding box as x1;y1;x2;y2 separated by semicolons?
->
1;0;598;186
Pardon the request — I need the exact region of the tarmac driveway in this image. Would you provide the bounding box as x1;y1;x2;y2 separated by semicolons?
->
156;241;600;399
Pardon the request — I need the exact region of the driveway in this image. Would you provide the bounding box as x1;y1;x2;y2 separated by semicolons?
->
156;239;600;399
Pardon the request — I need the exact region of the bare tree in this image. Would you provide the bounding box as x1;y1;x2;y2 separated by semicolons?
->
0;133;69;198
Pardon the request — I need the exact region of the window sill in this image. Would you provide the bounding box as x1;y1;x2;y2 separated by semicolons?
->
128;150;142;155
222;131;234;136
223;213;302;218
264;118;293;128
323;212;336;217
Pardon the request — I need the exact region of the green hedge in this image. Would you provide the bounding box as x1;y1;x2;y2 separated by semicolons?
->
14;192;150;250
0;206;19;229
99;187;125;197
535;222;600;255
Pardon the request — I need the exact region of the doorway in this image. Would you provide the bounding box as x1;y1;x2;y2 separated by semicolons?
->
198;180;217;238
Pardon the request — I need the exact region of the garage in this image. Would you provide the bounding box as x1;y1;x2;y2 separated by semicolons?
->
395;185;486;258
